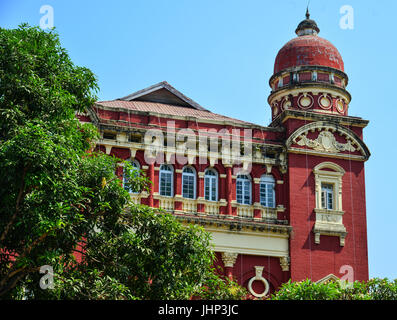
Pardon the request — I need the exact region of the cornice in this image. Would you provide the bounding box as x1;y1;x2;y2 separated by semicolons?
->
268;83;351;105
174;213;292;235
269;109;369;128
269;65;349;86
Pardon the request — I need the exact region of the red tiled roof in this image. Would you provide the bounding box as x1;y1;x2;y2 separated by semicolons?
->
95;100;256;126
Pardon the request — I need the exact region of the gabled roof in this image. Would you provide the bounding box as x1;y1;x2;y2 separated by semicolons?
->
118;81;209;111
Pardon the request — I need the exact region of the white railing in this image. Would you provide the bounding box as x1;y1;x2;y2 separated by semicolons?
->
260;207;277;220
182;199;197;214
204;202;220;215
157;196;174;211
236;204;254;218
130;193;140;204
129;191;149;205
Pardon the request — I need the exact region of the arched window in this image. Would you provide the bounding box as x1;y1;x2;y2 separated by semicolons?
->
260;175;275;208
236;174;251;205
123;159;140;193
204;168;218;201
182;166;196;199
313;162;345;212
159;164;174;197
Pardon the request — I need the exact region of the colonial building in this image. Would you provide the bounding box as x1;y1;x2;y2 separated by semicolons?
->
78;12;370;297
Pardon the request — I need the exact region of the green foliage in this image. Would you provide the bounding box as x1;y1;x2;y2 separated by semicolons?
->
195;267;248;300
57;207;217;300
0;24;246;300
270;278;397;300
0;23;98;134
270;279;341;300
340;278;397;300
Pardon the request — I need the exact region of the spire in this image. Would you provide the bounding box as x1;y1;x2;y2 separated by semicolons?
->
295;7;320;36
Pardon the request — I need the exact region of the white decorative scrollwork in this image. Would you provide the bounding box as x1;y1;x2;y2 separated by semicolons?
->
296;131;356;153
248;266;270;298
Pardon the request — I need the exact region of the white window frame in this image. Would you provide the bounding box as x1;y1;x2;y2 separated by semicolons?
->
260;175;275;208
236;174;252;205
204;168;218;202
182;166;196;199
123;159;140;193
313;162;347;246
159;164;174;197
314;162;344;212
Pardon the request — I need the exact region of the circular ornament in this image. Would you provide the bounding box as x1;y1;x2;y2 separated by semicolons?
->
298;94;313;110
318;94;332;110
248;277;270;298
336;99;345;113
283;99;291;110
248;266;270;298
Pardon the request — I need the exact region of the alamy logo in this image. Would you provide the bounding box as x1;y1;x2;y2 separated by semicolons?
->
39;5;54;30
39;265;54;289
339;5;354;30
143;121;253;175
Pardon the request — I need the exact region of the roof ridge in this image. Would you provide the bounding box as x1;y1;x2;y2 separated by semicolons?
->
117;81;210;112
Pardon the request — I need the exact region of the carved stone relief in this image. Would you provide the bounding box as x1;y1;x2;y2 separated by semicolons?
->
296;131;356;153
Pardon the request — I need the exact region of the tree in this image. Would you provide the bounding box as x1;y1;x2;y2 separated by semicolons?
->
0;23;104;297
0;24;246;300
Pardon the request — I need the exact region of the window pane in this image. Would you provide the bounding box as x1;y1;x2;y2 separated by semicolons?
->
328;192;333;210
236;175;252;204
211;179;216;201
182;172;195;199
236;180;243;204
206;176;216;201
260;180;275;208
321;183;334;209
160;171;172;197
204;177;210;200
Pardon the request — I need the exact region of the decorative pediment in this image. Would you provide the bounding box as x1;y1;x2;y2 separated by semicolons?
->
296;131;356;153
316;273;340;284
286;121;370;160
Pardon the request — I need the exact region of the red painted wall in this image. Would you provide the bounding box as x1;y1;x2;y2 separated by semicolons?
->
214;252;287;296
287;151;368;282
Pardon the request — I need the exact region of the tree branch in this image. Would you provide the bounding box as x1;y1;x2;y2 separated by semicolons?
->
0;266;40;298
0;166;29;242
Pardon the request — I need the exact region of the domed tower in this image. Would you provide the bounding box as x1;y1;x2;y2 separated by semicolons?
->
268;10;350;119
270;11;371;283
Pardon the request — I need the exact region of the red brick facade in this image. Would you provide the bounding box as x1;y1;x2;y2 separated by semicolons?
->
79;13;370;297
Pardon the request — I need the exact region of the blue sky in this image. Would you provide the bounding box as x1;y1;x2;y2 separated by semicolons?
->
1;0;396;280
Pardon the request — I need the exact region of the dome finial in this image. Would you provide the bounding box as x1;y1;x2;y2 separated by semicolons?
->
306;0;311;19
295;4;320;36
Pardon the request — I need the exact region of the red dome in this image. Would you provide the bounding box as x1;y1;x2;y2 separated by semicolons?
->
274;35;344;74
